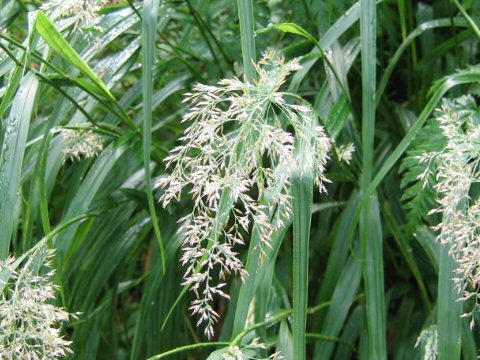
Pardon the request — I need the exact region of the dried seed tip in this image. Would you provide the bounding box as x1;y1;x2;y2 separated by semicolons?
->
158;49;332;337
61;128;103;161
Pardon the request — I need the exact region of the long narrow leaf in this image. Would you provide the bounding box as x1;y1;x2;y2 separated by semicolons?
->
437;244;462;360
35;11;113;100
237;0;256;82
292;170;313;360
314;254;361;359
142;0;166;272
359;195;386;359
359;0;386;357
291;114;316;360
0;72;38;258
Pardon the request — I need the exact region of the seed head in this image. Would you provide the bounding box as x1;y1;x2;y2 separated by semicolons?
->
335;143;355;164
0;250;74;359
158;50;331;337
416;95;480;316
61;128;103;161
41;0;107;32
222;338;283;360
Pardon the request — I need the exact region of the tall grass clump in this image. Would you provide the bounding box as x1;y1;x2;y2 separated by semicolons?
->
1;0;480;359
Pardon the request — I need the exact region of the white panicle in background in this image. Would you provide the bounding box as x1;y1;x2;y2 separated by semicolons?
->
415;325;438;360
0;250;74;359
61;128;103;161
41;0;107;30
416;95;480;322
157;50;331;337
222;338;283;360
335;142;355;164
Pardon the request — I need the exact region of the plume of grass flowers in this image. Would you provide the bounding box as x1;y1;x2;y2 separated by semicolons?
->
60;128;104;162
41;0;107;32
0;249;74;359
157;50;332;337
414;95;480;324
222;337;283;360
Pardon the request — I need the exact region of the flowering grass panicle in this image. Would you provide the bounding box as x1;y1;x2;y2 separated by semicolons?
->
0;250;74;359
335;142;355;164
222;338;283;360
61;128;103;161
157;50;331;337
413;95;480;321
41;0;107;31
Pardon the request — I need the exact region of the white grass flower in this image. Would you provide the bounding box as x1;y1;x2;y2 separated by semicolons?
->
417;95;480;317
335;143;355;164
222;338;283;360
223;345;244;360
158;50;331;337
41;0;107;31
61;128;103;161
0;250;74;359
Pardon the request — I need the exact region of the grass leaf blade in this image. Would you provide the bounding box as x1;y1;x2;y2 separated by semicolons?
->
359;0;387;357
142;0;166;272
35;11;114;101
292;170;313;360
237;0;256;82
0;72;38;258
437;244;462;360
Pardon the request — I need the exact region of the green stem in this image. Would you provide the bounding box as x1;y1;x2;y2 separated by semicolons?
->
452;0;480;40
146;342;230;360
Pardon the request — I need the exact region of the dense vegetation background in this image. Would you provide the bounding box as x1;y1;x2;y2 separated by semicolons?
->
0;0;480;359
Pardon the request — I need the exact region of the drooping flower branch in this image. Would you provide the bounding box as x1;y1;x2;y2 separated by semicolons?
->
157;50;332;337
0;249;74;359
41;0;108;31
406;95;480;324
60;128;104;162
